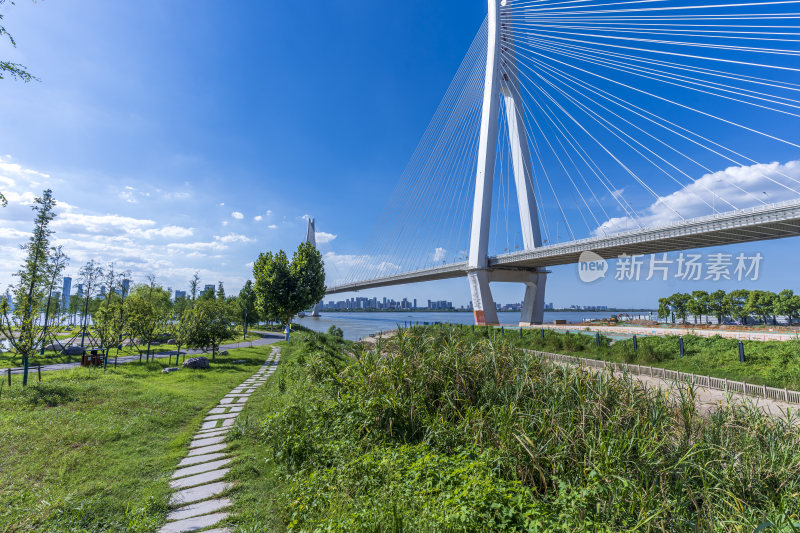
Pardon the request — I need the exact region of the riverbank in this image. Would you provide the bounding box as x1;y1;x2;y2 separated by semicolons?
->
223;328;800;531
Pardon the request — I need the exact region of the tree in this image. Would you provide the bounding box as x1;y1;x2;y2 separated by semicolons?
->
775;289;800;326
725;289;751;325
77;260;103;348
253;242;326;341
745;290;777;325
123;280;171;361
689;290;710;324
707;290;729;325
39;247;69;353
189;272;200;301
0;0;36;83
657;297;672;323
669;293;692;324
183;297;235;360
237;280;257;339
216;281;225;300
0;189;57;385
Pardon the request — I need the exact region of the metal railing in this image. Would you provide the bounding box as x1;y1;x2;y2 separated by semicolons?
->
531;350;800;405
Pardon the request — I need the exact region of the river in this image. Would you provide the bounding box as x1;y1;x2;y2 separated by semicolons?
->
295;311;653;341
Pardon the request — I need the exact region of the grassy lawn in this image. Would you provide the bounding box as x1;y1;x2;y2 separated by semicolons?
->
0;331;265;369
220;328;800;532
508;327;800;390
0;343;274;532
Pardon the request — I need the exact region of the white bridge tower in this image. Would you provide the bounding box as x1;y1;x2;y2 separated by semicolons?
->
468;0;547;326
306;217;322;318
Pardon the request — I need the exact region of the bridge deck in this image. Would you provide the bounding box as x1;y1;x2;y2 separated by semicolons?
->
327;199;800;295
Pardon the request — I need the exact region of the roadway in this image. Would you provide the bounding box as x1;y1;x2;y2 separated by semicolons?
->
327;199;800;294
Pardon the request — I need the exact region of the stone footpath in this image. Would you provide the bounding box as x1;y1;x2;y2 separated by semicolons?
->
158;346;281;533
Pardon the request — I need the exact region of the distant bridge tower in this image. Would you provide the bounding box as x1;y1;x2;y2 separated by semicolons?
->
305;218;322;318
469;0;547;326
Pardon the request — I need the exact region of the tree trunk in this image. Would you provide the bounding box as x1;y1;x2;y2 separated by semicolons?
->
285;321;290;342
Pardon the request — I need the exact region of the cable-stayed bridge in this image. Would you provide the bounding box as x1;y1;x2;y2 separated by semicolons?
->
324;0;800;325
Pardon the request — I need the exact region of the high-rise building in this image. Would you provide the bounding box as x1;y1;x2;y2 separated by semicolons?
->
175;290;187;300
61;277;72;310
121;279;131;297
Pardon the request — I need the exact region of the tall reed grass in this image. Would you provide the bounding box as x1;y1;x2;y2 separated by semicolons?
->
259;327;800;531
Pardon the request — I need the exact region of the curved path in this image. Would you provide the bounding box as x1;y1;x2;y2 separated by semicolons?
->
158;345;282;533
6;332;284;375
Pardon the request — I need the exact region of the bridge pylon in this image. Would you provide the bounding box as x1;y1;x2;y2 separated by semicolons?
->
305;218;322;318
468;0;547;326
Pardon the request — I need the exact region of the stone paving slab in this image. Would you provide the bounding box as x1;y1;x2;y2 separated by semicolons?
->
219;397;234;405
173;459;231;480
189;436;225;449
166;498;232;521
198;425;230;433
170;468;230;490
205;413;239;421
170;481;232;506
159;511;229;533
196;429;229;438
187;443;227;456
178;452;227;467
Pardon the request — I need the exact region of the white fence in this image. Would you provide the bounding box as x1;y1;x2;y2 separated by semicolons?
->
530;350;800;405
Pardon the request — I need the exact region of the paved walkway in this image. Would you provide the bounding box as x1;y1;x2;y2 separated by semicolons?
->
6;333;284;375
158;345;281;533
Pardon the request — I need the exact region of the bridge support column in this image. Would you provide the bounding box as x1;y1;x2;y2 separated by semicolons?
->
520;272;547;326
468;270;499;326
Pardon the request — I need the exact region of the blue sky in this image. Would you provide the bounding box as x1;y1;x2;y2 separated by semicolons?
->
1;0;799;309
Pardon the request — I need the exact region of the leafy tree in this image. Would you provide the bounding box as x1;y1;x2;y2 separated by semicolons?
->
253;242;326;341
689;290;710;324
725;289;751;325
707;290;729;325
125;280;171;361
77;260;103;348
237;280;258;338
657;297;672;323
92;296;124;353
775;289;800;326
0;0;36;83
183;297;235;360
39;246;69;352
669;293;692;324
216;281;225;300
189;272;200;301
745;290;777;325
0;189;57;384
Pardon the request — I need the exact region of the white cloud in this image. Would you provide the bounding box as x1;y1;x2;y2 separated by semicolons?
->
268;224;278;230
215;233;254;244
595;160;800;235
433;247;446;262
315;231;337;244
301;214;311;221
232;211;244;220
254;215;263;222
266;210;273;216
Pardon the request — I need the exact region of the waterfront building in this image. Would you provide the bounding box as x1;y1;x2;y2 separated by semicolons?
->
61;277;72;311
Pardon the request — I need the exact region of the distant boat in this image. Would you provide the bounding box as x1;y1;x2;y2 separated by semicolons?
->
297;312;306;318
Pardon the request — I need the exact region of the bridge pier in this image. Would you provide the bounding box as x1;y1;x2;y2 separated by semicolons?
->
469;268;548;326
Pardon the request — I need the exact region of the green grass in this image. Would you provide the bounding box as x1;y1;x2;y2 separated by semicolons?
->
424;326;800;390
497;326;800;390
222;328;800;532
0;331;265;369
0;344;273;532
